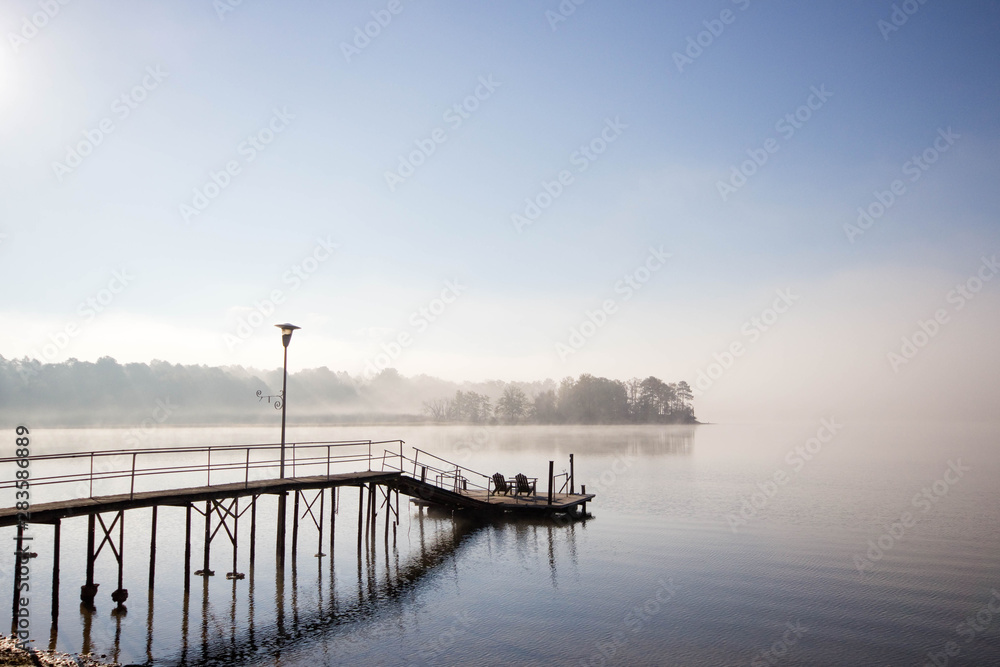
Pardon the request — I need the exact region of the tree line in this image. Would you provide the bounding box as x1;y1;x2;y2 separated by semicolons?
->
0;356;695;426
422;374;695;424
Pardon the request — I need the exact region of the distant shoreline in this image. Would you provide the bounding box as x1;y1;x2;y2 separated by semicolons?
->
0;418;703;430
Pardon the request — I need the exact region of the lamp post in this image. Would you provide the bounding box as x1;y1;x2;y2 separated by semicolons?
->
274;323;299;570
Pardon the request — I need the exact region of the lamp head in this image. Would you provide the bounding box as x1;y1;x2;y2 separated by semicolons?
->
275;323;300;348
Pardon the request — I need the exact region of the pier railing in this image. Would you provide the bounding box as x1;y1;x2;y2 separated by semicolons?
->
379;445;492;494
0;439;406;505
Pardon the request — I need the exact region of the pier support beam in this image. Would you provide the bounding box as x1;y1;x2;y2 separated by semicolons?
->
81;513;97;609
357;485;364;552
276;492;287;570
184;505;192;595
11;521;23;634
51;519;61;625
292;491;300;561
201;501;213;576
250;495;257;570
148;507;157;592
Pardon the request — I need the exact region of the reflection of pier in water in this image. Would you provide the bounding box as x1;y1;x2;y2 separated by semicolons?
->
158;509;584;666
0;439;592;664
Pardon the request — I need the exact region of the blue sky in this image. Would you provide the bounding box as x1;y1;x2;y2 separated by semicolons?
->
2;0;998;422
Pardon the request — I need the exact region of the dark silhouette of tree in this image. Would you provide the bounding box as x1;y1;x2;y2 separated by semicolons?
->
495;385;528;424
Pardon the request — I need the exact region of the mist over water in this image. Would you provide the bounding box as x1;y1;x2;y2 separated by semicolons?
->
4;423;998;665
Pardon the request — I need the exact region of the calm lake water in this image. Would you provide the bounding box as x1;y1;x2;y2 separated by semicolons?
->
4;422;1000;666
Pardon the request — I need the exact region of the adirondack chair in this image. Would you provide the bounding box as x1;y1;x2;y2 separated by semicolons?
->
514;473;536;496
492;472;510;496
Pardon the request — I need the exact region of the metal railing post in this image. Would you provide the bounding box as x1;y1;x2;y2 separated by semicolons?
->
130;452;137;500
245;448;250;489
327;445;331;479
89;452;94;498
207;447;212;487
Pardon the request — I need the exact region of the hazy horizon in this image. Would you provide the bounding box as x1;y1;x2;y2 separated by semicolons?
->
2;1;998;426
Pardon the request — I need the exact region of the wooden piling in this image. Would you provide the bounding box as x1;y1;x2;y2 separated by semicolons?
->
317;488;325;557
115;511;125;605
357;485;364;552
547;460;554;506
51;519;60;625
276;491;287;570
292;490;300;560
249;496;257;569
570;453;575;495
11;522;23;633
184;505;192;594
330;488;336;556
383;486;390;544
83;513;96;607
231;499;239;578
148;507;157;592
203;501;211;575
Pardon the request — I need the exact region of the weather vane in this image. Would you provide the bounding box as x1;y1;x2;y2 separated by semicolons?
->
256;389;283;410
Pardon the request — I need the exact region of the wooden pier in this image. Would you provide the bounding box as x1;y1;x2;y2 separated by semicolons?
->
0;438;594;646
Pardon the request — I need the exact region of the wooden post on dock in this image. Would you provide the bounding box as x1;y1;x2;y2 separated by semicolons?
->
148;507;157;592
547;461;554;506
184;505;191;594
51;519;61;625
581;484;587;517
569;454;575;494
